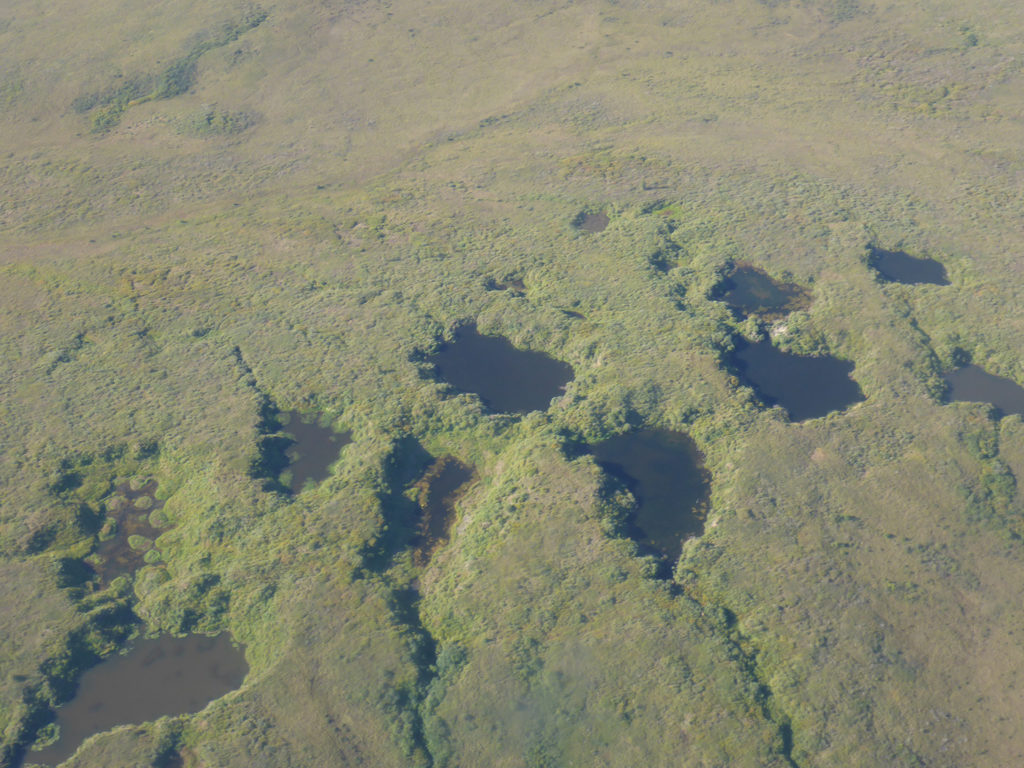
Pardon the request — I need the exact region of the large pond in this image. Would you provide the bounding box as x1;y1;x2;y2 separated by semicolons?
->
29;634;247;767
411;456;474;566
869;247;949;285
591;429;709;562
280;411;352;492
428;324;574;415
944;365;1024;417
732;340;865;421
91;480;167;584
715;265;811;319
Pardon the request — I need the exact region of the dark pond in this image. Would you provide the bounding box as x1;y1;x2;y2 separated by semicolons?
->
574;211;609;233
91;480;167;585
869;247;949;285
944;365;1024;417
732;340;865;421
29;634;247;767
411;456;474;566
280;411;352;492
715;265;810;320
428;324;574;415
592;429;710;562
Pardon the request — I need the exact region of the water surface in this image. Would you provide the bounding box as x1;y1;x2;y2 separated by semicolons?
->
944;365;1024;417
869;248;949;285
411;457;474;566
592;429;709;562
574;211;609;233
280;411;352;492
92;480;166;584
716;265;810;319
30;634;247;766
732;340;865;421
428;325;574;414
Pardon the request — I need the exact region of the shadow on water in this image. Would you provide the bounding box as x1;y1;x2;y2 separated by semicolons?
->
573;211;609;233
28;634;247;767
869;247;949;286
410;457;474;567
714;265;811;320
944;365;1024;418
731;339;865;422
91;480;167;585
279;411;352;493
427;324;574;415
592;429;710;569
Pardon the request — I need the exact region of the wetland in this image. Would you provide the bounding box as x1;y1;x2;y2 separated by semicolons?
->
869;248;949;286
427;324;574;414
944;365;1024;417
28;634;247;767
714;265;811;319
731;339;865;421
591;429;710;563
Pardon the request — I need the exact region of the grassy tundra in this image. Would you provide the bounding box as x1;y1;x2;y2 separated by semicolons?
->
2;0;1024;765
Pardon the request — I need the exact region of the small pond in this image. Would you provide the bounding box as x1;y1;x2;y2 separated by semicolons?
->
29;634;247;767
428;324;574;415
91;480;167;585
411;456;474;566
280;411;352;492
574;211;609;233
715;265;810;319
592;429;709;562
944;365;1024;417
732;340;865;421
869;247;949;286
485;277;526;296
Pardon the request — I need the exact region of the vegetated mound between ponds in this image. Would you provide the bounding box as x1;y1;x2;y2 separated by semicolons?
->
574;210;609;233
91;480;168;585
592;429;710;564
279;411;352;492
411;456;474;567
28;634;247;767
732;339;865;421
869;247;949;286
428;324;574;415
944;365;1024;417
714;264;811;320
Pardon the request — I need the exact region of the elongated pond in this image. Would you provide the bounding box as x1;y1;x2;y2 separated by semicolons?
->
732;340;865;421
411;456;474;566
869;247;949;286
944;365;1024;417
715;265;810;319
29;634;247;766
280;411;352;492
428;324;574;414
592;429;709;562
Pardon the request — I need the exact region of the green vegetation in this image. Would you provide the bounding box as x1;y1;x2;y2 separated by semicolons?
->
3;0;1024;766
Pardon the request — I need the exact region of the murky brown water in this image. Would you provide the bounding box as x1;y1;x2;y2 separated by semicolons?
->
280;411;352;492
715;265;811;320
29;634;247;767
411;457;474;566
91;480;166;584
